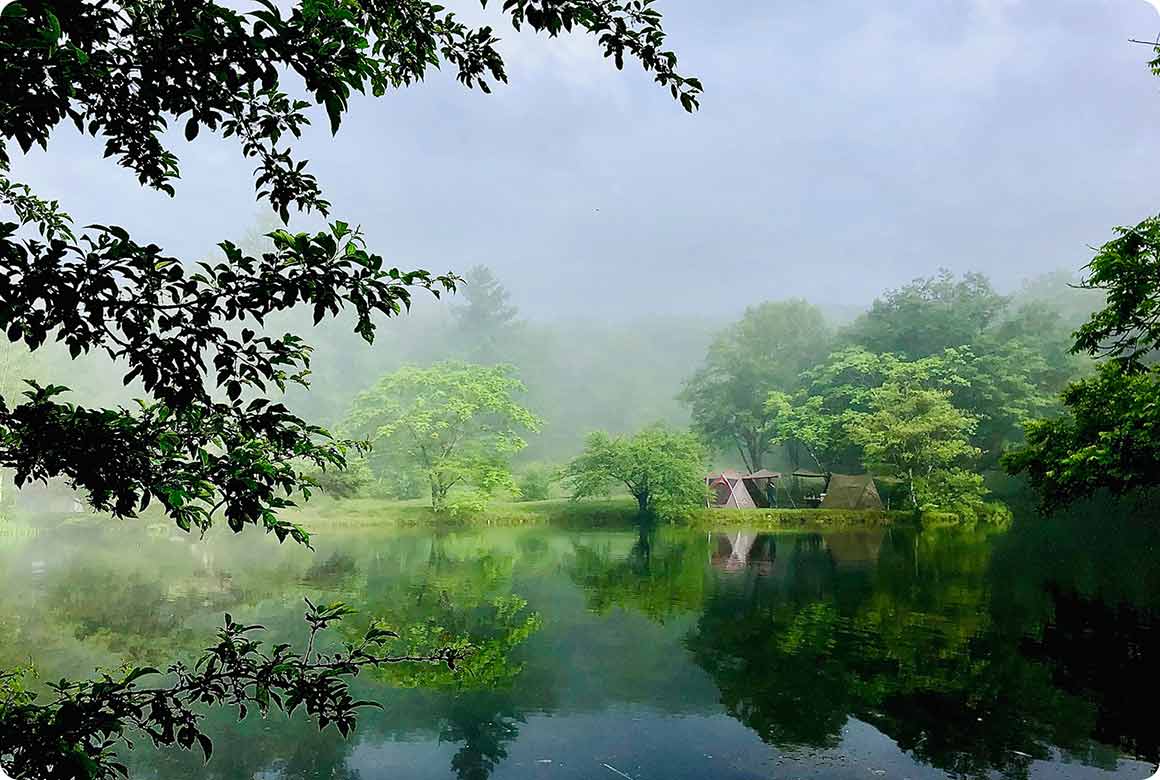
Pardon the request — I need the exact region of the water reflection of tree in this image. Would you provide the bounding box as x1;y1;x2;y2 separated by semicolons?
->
442;693;525;780
3;531;545;780
686;534;856;748
685;526;1132;780
0;534;296;668
132;708;363;779
567;529;711;624
561;523;1155;779
988;496;1160;767
348;535;543;780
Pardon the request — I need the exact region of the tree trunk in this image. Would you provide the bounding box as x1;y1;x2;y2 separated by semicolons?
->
907;468;918;511
746;433;763;472
636;492;650;513
430;477;448;512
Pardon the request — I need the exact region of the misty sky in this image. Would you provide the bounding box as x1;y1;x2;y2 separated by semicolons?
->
11;0;1160;319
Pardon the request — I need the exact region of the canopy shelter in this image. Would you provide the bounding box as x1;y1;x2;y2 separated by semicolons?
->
818;474;884;510
706;470;782;509
790;469;830;508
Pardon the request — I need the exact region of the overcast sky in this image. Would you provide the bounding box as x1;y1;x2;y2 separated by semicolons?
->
11;0;1160;319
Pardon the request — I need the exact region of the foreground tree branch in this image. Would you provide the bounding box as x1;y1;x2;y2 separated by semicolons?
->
0;599;469;780
0;0;700;540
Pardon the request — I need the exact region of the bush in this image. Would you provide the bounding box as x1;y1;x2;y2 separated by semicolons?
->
915;468;988;520
446;491;491;519
305;458;373;499
516;464;556;502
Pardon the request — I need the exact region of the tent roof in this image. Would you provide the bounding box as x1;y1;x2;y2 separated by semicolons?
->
708;469;780;482
792;469;829;478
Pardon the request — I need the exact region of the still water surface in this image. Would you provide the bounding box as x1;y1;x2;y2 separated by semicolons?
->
2;505;1158;780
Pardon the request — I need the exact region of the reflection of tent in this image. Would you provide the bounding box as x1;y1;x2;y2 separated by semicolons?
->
707;470;781;509
710;532;777;573
818;474;884;510
823;530;884;569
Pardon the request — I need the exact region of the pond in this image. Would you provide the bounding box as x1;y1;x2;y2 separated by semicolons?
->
2;503;1158;780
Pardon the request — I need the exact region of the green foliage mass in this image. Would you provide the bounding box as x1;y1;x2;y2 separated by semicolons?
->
344;362;542;511
839;271;1082;465
564;426;708;518
515;464;557;502
1007;360;1160;508
1006;215;1160;509
843;361;982;512
763;349;989;516
845;269;1009;359
681;300;832;471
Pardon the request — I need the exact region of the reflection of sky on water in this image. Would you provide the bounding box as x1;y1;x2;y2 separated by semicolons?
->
352;712;1152;780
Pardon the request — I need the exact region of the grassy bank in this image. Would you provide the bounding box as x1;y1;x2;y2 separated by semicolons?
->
289;497;931;532
2;499;954;541
288;497;644;530
686;507;921;529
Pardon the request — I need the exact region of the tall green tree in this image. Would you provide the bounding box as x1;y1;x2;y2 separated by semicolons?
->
681;300;831;471
844;363;982;511
564;426;707;516
776;347;962;473
452;265;521;364
845;270;1008;359
344;362;542;511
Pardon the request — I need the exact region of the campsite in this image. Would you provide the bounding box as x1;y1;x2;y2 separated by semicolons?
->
706;470;885;511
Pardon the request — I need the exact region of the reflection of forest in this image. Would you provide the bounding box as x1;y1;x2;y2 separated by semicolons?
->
688;511;1160;778
2;503;1158;780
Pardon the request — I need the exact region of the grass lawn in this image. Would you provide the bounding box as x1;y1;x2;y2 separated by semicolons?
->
287;496;926;531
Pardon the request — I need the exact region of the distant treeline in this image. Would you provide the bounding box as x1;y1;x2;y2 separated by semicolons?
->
0;263;1099;472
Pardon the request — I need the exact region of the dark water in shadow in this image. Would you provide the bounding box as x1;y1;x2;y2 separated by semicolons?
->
2;500;1158;779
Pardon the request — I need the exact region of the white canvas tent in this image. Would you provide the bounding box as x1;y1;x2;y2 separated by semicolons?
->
706;470;780;509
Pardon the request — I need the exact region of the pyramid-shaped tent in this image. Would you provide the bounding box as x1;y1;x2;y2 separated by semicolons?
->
707;470;781;509
818;474;884;510
706;470;758;509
